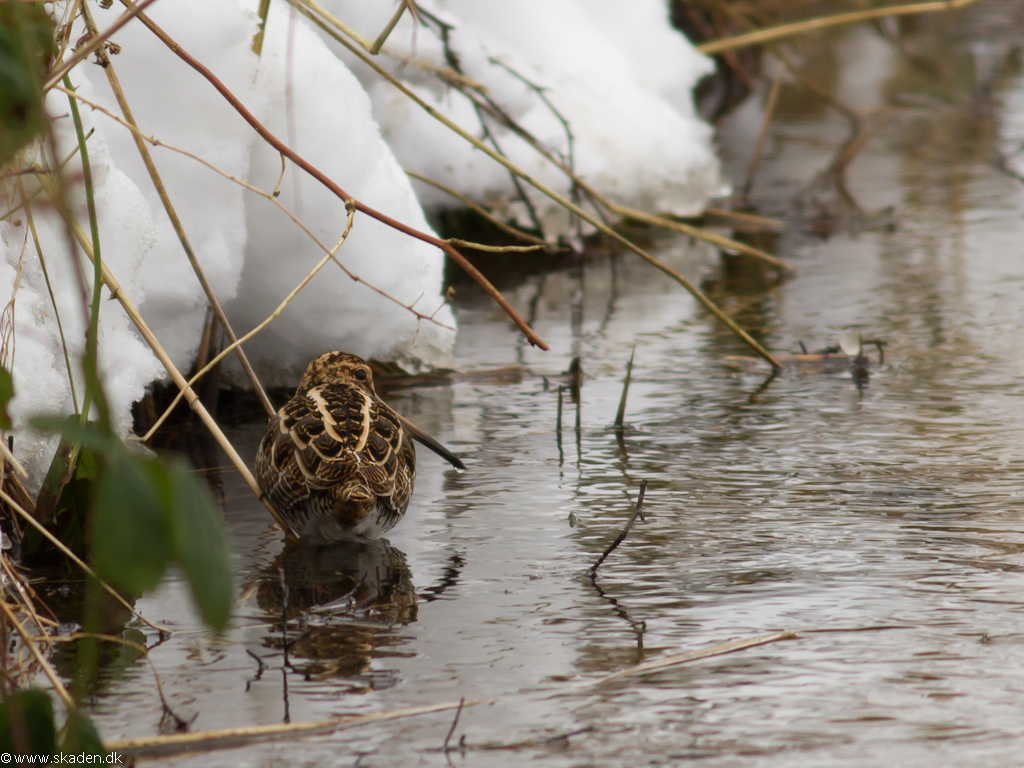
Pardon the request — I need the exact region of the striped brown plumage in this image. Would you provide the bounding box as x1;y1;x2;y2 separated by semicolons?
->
255;352;419;541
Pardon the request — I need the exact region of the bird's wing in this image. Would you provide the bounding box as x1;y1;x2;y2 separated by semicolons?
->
278;384;405;498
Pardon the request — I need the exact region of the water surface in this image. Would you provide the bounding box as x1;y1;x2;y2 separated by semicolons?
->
78;5;1024;765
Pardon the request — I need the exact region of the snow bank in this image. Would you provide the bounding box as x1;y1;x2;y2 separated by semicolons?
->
316;0;724;235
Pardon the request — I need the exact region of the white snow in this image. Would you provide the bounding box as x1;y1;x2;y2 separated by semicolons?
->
2;0;720;490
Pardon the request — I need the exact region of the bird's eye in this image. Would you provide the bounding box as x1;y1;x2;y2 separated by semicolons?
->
354;369;367;381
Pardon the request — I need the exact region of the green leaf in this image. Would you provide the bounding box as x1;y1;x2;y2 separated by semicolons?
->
0;366;13;431
0;3;54;166
59;709;106;756
0;689;55;757
165;459;233;631
89;456;170;593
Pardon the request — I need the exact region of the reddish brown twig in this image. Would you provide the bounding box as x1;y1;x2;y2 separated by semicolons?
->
117;0;548;351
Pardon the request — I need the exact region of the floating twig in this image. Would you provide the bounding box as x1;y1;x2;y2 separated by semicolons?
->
431;726;595;753
588;480;647;581
596;630;798;683
107;700;483;758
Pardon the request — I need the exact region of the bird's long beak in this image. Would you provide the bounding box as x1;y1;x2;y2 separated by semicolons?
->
397;413;466;470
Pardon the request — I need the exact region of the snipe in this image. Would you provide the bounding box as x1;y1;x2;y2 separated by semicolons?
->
255;352;464;541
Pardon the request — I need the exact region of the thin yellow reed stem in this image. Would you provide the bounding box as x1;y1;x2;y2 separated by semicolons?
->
369;0;408;54
612;205;795;273
406;171;548;245
108;700;479;757
20;184;79;414
697;0;982;55
140;206;355;442
0;438;27;478
0;598;74;708
448;240;545;253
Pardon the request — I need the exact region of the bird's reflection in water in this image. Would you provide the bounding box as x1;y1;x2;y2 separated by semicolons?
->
256;538;417;690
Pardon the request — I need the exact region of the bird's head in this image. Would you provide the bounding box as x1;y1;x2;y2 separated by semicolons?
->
296;351;376;395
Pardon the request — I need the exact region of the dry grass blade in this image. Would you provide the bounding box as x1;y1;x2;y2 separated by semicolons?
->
369;0;410;54
0;558;57;646
612;205;794;273
697;0;983;55
20;185;79;412
0;439;27;479
107;700;486;758
596;631;798;683
613;345;635;430
0;598;74;708
406;171;548;245
448;240;545;253
0;487;170;633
